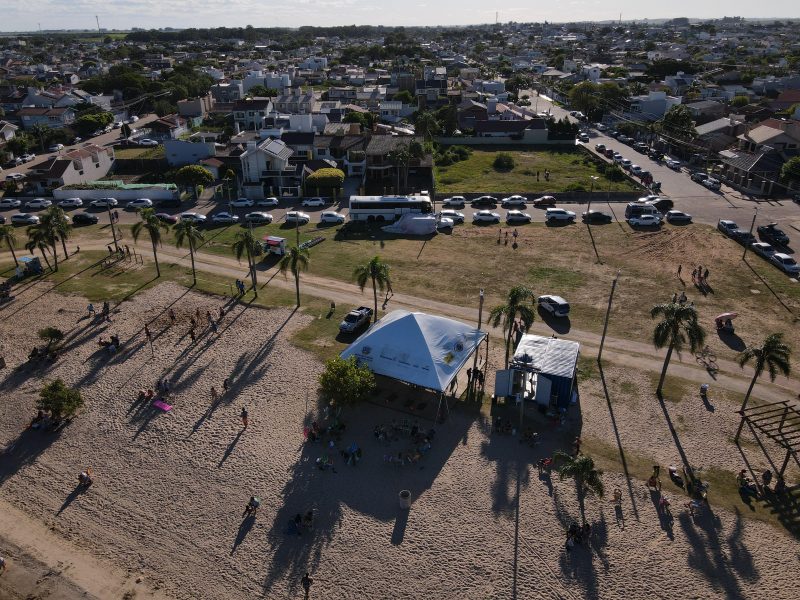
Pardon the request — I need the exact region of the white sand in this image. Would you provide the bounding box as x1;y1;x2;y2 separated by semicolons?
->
1;281;798;599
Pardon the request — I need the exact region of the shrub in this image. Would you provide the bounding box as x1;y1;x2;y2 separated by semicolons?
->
605;164;625;182
563;183;587;192
37;327;65;350
450;145;471;161
493;153;516;171
318;356;376;408
305;167;345;191
38;379;84;421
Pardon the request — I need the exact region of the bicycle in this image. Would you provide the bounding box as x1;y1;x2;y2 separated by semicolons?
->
695;345;718;372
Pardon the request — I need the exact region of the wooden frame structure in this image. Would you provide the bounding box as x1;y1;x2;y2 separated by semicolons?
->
735;400;800;478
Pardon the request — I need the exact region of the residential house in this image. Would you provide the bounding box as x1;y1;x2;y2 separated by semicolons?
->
148;115;189;140
694;117;744;152
177;94;214;119
457;99;488;130
0;120;18;143
313;133;367;177
17;106;75;130
210;81;244;103
769;90;800;111
238;137;300;198
27;144;115;193
365;134;421;186
273;89;316;114
164;132;220;167
379;101;403;123
686;100;725;124
233;98;273;131
625;91;682;121
473;119;548;143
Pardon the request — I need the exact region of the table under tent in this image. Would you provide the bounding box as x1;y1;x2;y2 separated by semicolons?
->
339;310;488;420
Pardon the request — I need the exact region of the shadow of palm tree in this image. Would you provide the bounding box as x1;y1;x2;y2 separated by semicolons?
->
0;427;65;486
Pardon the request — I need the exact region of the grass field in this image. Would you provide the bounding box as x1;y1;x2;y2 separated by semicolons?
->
114;145;165;160
435;147;642;194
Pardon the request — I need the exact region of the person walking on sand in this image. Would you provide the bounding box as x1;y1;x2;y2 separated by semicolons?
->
301;572;313;599
102;301;111;322
169;308;176;326
703;267;709;282
223;378;230;394
189;328;196;343
211;387;219;404
241;406;249;429
219;306;225;320
144;323;151;341
87;303;96;317
677;264;682;278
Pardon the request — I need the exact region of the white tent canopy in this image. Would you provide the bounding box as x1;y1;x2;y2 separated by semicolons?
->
339;310;487;393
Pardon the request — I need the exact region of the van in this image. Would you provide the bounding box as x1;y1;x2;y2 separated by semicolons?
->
625;202;660;219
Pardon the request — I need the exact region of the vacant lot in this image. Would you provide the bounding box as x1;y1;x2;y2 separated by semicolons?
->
435;147;641;194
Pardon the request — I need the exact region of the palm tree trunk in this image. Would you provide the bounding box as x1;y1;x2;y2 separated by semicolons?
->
151;238;161;277
189;243;196;285
51;243;59;271
8;243;18;267
577;480;587;523
656;342;674;394
504;324;514;369
739;369;760;413
39;248;51;270
294;270;301;307
61;237;68;260
372;274;378;322
247;246;257;296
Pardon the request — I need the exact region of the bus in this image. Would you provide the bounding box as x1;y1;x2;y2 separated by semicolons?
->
348;195;432;222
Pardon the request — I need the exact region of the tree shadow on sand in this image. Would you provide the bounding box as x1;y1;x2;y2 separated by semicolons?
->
260;404;473;597
0;427;65;486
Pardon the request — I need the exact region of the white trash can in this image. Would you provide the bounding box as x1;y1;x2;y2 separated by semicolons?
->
398;489;411;509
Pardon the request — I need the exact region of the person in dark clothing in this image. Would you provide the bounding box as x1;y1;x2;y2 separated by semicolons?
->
301;572;313;598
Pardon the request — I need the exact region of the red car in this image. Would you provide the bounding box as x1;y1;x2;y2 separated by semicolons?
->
155;212;178;224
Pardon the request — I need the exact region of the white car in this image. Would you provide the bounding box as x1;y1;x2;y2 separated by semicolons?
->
58;197;83;208
442;196;466;208
138;138;159;147
612;153;623;163
702;177;721;191
630;165;643;175
770;253;800;275
578;132;590;143
21;153;36;163
5;173;25;181
256;197;279;208
595;123;607;131
0;198;22;208
25;198;52;209
48;143;64;152
285;211;311;224
301;197;326;207
501;195;527;207
90;197;118;208
505;210;532;224
545;208;576;223
437;217;455;231
665;210;692;224
628;214;662;227
472;210;501;224
211;211;239;224
320;211;345;224
180;212;207;223
244;212;273;224
129;115;140;123
620;159;633;170
230;198;254;208
750;242;775;259
11;213;39;225
126;198;153;210
665;158;681;170
538;295;570;317
439;209;465;224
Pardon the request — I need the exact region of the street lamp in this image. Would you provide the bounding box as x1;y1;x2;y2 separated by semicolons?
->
469;289;485;402
598;269;620;364
588;175;599;213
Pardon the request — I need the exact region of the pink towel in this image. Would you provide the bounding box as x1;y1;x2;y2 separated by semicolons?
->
153;400;173;411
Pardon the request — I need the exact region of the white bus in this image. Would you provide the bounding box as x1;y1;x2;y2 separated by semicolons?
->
348;195;432;222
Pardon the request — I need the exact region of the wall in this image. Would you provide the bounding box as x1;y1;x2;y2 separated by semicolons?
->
431;191;644;203
53;187;177;200
435;135;572;146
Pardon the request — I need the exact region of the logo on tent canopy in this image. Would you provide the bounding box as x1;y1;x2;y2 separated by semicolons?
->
361;345;372;356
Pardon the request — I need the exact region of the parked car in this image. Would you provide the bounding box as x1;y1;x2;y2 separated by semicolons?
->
647;149;662;160
665;158;681;170
770;253;800;276
581;210;612;224
230;197;254;208
702;177;721;191
505;210;532;224
180;212;207;223
577;132;590;143
538;295;570;318
470;195;498;208
628;214;662;227
750;242;776;259
72;212;99;225
629;165;643;175
155;212;179;224
5;172;25;181
545;208;576;223
211;211;239;224
439;209;465;224
11;213;39;225
633;142;648;153
437;217;455;231
442;196;466;208
138;138;159;147
595;123;607;132
500;195;527;207
302;197;326;207
638;196;674;212
90;197;118;208
285;211;310;225
48;143;64;152
595;143;606;152
620;158;633;170
58;197;83;208
472;210;501;224
129;115;140;123
21;153;36;163
339;306;373;333
736;231;757;247
666;210;692;224
604;148;615;158
717;219;740;237
691;172;709;183
126;198;153;210
244;212;273;224
757;223;790;246
320;211;345;224
256;197;279;208
25;198;52;209
0;198;22;208
532;195;557;207
617;135;629;144
4;157;23;167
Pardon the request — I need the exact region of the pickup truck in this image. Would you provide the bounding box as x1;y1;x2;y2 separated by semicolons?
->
339;306;374;333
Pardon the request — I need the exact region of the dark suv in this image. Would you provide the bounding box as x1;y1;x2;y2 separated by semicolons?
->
470;195;498;208
757;223;790;246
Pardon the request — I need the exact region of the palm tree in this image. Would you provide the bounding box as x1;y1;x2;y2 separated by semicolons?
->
487;286;536;369
30;123;51;152
132;208;169;277
388;144;411;194
44;206;72;260
26;218;58;271
0;224;19;267
278;245;309;307
554;451;604;523
232;227;263;294
353;256;391;323
415;111;441;141
736;333;791;426
173;220;205;285
651;302;705;395
25;238;51;270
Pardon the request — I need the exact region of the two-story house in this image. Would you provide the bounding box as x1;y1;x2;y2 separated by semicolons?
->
27;143;115;193
273;89;316;115
238;137;300;198
233;98;273;131
17;106;75;130
313;133;367;177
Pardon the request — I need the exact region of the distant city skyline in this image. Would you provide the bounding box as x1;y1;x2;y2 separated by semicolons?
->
2;1;797;33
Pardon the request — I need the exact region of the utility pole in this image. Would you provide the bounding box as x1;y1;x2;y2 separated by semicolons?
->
598;270;620;364
107;203;119;252
469;289;485;402
742;207;758;260
96;15;100;32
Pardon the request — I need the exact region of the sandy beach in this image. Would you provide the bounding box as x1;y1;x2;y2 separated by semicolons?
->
1;280;799;599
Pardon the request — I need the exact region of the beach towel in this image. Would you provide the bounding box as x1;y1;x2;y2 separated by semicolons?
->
153;400;173;411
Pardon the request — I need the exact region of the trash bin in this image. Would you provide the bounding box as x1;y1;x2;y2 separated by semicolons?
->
398;489;411;509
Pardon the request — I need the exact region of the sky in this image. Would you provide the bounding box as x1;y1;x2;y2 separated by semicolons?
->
2;0;798;32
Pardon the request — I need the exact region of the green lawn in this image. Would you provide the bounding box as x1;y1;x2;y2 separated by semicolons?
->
114;146;165;159
435;147;641;194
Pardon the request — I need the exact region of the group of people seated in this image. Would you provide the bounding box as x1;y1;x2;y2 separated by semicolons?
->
494;417;513;435
98;334;121;353
137;389;156;402
340;443;362;466
315;453;336;472
287;510;314;536
565;522;591;550
27;346;57;362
